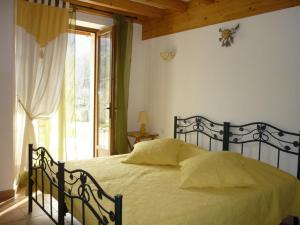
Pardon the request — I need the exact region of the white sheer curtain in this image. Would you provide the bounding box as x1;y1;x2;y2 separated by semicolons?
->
15;0;71;186
34;28;77;162
35;27;98;162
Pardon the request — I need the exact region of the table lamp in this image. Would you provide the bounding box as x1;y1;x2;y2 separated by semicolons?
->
138;111;148;134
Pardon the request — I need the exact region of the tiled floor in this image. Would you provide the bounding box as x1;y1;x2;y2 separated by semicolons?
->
0;192;82;225
0;194;53;225
0;193;297;225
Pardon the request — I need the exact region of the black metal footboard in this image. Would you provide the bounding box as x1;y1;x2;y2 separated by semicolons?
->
28;144;122;225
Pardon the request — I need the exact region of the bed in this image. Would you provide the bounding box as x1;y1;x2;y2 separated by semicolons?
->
28;115;300;225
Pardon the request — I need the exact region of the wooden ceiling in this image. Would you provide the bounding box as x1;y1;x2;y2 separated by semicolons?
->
67;0;300;40
67;0;189;20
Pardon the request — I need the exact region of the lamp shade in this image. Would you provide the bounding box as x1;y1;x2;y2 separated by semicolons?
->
138;111;148;124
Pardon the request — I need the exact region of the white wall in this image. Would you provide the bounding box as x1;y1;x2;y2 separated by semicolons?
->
128;24;148;131
128;7;300;175
0;0;15;191
129;6;300;136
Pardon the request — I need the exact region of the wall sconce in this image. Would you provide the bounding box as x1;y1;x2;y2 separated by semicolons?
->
160;51;176;61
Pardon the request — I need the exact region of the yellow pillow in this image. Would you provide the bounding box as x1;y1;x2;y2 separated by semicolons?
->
180;151;255;189
177;143;208;162
123;138;184;166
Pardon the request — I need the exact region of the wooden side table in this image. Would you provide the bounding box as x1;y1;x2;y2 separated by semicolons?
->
127;131;159;151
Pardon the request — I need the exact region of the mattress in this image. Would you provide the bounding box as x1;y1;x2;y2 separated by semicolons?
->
47;154;300;225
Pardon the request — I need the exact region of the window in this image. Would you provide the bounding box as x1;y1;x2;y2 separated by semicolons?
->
34;25;114;161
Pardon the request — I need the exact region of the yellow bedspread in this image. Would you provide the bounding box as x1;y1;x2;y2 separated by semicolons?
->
57;154;300;225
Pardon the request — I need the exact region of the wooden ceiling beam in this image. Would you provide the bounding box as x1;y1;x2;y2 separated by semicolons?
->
68;0;165;18
142;0;300;40
131;0;188;11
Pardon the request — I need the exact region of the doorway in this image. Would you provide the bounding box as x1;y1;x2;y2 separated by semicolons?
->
95;28;115;157
76;26;115;158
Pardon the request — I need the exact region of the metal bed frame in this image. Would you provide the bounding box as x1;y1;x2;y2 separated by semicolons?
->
28;145;122;225
28;115;300;225
174;115;300;225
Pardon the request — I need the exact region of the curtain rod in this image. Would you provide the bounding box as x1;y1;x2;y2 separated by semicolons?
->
25;0;70;9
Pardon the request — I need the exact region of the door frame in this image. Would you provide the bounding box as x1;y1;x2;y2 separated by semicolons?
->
75;26;98;157
94;26;116;157
74;25;115;157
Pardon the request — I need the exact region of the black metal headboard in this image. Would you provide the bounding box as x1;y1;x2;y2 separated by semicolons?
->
174;116;300;179
173;116;229;151
229;122;300;179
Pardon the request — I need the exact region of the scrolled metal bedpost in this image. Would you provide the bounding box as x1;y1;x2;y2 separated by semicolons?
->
58;161;65;225
222;122;230;151
174;116;178;139
28;144;33;213
115;194;123;225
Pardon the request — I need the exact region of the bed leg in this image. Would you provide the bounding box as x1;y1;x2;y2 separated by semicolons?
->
28;144;33;214
294;216;298;225
58;161;65;225
115;194;123;225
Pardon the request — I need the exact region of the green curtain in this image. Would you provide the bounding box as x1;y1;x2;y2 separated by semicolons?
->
113;15;133;155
